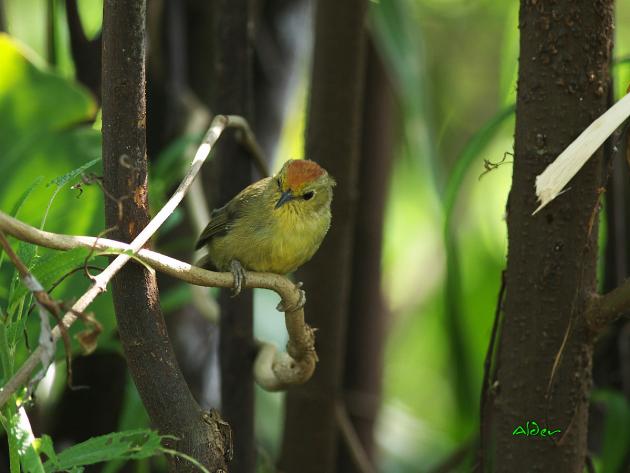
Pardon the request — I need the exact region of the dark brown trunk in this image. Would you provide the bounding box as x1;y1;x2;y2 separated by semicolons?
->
481;1;614;471
211;1;256;472
279;0;367;471
337;39;394;472
101;1;228;471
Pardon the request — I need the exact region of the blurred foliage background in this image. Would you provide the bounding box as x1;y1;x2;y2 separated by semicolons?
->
2;0;630;472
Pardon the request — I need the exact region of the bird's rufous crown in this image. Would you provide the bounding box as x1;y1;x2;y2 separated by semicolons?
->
284;160;325;190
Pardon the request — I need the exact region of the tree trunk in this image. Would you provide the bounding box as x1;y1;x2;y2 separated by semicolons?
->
480;1;614;471
337;38;394;472
279;0;367;471
211;1;256;472
101;1;228;471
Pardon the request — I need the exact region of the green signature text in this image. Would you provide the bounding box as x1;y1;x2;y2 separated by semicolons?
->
512;420;560;438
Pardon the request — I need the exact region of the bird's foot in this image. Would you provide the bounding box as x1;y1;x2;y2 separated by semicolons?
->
276;282;306;312
229;260;247;297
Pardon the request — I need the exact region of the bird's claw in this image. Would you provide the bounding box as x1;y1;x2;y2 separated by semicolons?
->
276;282;306;312
229;260;247;297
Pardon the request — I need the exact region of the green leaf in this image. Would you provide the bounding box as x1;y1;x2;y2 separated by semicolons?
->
7;240;37;321
0;128;103;236
92;108;102;131
0;34;95;145
0;33;105;366
41;157;101;231
592;390;630;473
0;176;43;278
0;405;22;473
9;177;44;220
76;0;103;40
3;158;101;323
2;406;45;473
4;306;29;359
0;34;102;238
0;323;13;383
37;435;57;465
43;430;169;472
22;450;46;473
48;157;100;189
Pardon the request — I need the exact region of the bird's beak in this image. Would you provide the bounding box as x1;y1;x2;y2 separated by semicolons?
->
275;190;294;209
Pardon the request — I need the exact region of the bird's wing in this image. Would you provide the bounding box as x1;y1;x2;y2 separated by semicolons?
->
194;204;235;249
194;177;271;250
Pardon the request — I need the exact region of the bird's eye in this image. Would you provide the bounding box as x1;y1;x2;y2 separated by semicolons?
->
303;191;314;200
277;178;282;189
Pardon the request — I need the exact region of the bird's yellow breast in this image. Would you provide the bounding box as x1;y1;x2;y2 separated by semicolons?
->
207;202;331;275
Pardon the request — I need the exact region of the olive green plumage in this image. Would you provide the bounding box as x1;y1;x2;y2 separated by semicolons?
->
195;159;335;275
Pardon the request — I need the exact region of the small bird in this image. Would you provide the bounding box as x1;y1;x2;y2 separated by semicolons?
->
195;159;335;297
